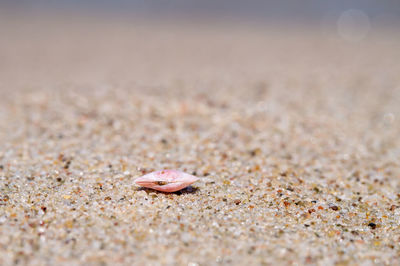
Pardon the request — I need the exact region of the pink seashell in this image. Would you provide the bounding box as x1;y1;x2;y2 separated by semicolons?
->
135;169;199;192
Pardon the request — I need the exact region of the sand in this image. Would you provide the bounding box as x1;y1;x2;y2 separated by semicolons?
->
1;16;400;265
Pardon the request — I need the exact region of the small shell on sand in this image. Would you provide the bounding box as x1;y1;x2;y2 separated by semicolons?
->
135;170;199;192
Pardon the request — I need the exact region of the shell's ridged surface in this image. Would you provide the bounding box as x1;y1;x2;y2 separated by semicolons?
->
135;170;199;192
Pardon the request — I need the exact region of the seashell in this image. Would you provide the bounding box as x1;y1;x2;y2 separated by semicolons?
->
135;169;199;192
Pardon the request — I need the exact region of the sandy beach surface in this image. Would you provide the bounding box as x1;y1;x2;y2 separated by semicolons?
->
1;16;400;265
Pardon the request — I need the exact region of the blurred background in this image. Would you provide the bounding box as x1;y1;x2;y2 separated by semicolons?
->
0;0;399;90
2;0;400;25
